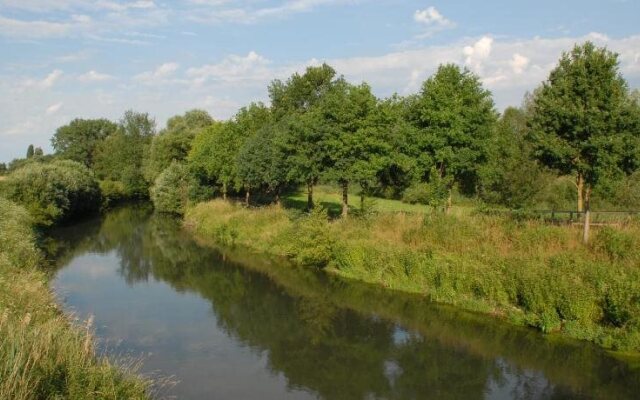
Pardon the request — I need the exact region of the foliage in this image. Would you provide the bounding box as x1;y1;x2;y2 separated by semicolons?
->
143;109;213;183
402;177;449;209
288;207;336;268
408;64;498;197
94;111;155;199
51;118;118;167
479;107;549;208
268;65;340;207
3;160;101;226
237;121;289;196
151;162;199;215
529;42;632;202
99;179;128;209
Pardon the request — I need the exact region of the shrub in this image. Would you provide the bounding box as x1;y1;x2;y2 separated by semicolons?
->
3;160;101;226
593;227;637;261
0;198;41;271
99;180;128;209
288;207;336;268
151;162;200;215
402;183;445;208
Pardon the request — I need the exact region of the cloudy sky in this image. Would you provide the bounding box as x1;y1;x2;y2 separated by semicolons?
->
1;0;639;162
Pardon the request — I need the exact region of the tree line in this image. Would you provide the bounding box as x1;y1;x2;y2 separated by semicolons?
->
2;42;639;239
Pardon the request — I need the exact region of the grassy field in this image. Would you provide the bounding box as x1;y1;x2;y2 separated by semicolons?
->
0;198;153;400
185;198;640;353
280;184;481;217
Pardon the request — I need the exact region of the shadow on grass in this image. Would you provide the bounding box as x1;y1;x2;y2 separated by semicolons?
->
281;197;345;218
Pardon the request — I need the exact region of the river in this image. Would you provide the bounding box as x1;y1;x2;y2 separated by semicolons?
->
49;205;640;399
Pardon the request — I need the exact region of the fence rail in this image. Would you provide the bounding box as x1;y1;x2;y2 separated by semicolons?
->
510;209;640;225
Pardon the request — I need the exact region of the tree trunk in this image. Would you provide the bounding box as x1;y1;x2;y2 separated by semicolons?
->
576;173;584;213
245;189;250;207
582;185;591;244
275;186;281;206
222;182;227;201
445;189;452;215
341;180;349;218
360;192;365;212
307;182;314;210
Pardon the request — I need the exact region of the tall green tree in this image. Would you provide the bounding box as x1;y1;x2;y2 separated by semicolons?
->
370;95;419;199
51;118;118;167
188;104;268;202
269;64;338;209
319;80;382;216
26;144;34;159
529;42;632;243
409;64;497;212
143;109;214;183
94;111;155;198
237;122;289;204
479;107;547;208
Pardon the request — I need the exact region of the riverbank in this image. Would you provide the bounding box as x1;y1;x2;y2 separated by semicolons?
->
0;198;151;399
185;199;640;352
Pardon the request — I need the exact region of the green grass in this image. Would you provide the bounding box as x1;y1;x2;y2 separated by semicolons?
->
186;199;640;353
0;197;154;400
282;184;476;215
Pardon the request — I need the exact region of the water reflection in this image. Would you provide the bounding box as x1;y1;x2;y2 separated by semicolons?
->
51;206;640;399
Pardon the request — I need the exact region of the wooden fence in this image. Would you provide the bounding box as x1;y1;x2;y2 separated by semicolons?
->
525;210;640;226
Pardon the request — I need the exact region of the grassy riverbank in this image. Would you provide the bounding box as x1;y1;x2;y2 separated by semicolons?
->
185;199;640;352
0;198;151;399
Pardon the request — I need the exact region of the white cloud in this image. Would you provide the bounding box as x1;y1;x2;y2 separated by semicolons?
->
1;0;156;12
45;102;63;115
509;53;530;74
78;70;114;82
186;51;271;85
0;15;73;38
187;0;358;24
0;1;166;41
463;36;493;72
134;62;180;84
95;1;156;12
21;69;64;90
414;7;452;27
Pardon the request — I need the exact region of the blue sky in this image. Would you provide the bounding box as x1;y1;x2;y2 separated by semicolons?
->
1;0;639;162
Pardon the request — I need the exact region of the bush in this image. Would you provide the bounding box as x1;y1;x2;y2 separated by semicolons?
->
288;207;336;268
99;180;128;209
402;182;448;208
593;227;637;260
151;162;200;215
0;198;41;271
3;160;101;226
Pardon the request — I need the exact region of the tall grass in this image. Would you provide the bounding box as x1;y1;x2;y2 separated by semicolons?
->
186;199;640;352
0;197;153;399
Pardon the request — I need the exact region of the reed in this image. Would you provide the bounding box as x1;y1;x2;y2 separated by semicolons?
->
0;197;154;399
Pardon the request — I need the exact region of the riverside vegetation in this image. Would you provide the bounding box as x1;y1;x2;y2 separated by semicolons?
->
0;198;152;399
1;41;640;395
185;198;640;351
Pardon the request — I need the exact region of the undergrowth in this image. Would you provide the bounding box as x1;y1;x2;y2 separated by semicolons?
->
186;199;640;352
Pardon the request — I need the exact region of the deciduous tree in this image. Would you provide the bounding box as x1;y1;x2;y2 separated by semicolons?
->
529;42;632;243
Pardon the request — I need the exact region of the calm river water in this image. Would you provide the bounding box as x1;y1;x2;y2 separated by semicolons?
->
50;205;640;399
